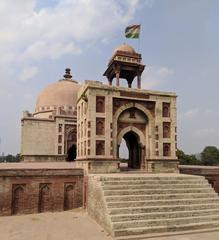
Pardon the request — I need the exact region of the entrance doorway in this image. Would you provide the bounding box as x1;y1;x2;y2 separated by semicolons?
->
67;144;76;161
119;131;141;169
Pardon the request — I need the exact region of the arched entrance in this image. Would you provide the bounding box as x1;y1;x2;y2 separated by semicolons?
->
66;129;77;161
115;105;150;170
123;131;141;169
67;144;76;161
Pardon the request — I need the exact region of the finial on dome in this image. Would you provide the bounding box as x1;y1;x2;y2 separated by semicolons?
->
63;68;72;79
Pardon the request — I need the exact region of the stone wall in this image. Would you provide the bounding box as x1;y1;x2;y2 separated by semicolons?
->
87;175;112;235
21;116;77;162
21;118;56;156
179;165;219;194
0;164;84;216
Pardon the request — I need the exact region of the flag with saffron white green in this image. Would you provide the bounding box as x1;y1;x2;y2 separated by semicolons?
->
125;24;141;39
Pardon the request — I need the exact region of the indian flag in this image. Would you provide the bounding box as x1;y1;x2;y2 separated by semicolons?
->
125;24;141;39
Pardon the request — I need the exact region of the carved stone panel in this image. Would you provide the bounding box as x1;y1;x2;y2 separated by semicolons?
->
120;91;150;99
96;96;105;113
163;102;170;117
113;98;155;117
96;140;105;155
96;118;105;135
38;183;52;213
64;183;75;211
11;184;26;215
129;108;136;119
163;143;171;157
117;122;145;135
163;122;171;138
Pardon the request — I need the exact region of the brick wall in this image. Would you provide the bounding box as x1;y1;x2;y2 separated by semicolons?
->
179;165;219;195
0;168;83;216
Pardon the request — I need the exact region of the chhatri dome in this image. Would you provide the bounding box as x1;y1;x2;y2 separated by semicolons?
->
113;43;136;54
104;43;144;88
35;68;80;113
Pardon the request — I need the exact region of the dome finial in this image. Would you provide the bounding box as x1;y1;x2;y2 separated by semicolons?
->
64;68;72;79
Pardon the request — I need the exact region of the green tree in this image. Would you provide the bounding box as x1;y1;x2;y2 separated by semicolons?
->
0;154;20;163
201;146;219;166
177;149;200;165
5;155;16;162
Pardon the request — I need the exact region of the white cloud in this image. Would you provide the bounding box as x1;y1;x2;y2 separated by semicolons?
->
141;66;174;89
21;41;81;61
0;0;141;64
19;66;38;82
0;0;145;154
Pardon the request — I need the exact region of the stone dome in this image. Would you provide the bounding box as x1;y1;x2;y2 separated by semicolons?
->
35;68;81;113
113;44;136;54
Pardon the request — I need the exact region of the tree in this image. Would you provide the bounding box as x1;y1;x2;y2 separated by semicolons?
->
0;154;20;162
177;149;200;165
201;146;219;166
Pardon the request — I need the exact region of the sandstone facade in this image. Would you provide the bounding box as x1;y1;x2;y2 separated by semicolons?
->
76;81;177;173
20;69;78;162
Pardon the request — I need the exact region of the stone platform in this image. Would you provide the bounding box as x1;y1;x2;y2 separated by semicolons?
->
87;173;219;239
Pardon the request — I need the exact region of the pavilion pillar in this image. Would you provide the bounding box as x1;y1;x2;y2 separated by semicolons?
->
116;71;120;87
137;72;141;89
108;78;112;86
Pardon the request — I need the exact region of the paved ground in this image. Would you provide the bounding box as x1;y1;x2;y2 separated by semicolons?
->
1;209;219;240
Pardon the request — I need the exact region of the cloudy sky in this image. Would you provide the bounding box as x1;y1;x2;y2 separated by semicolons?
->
0;0;219;155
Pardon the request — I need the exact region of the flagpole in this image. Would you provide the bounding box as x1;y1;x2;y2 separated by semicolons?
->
138;24;141;53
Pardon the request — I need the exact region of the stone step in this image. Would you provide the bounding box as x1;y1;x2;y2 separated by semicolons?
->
89;174;219;239
100;176;203;181
102;179;208;185
115;228;219;240
104;188;214;196
105;192;218;202
111;209;219;222
109;203;219;215
107;198;219;208
103;183;210;190
114;220;219;237
113;214;219;229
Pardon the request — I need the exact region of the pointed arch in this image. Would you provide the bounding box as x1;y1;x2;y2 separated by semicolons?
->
11;185;25;215
38;184;51;213
117;126;145;146
113;102;155;160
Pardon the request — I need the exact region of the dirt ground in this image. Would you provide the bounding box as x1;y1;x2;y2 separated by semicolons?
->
1;209;219;240
0;209;112;240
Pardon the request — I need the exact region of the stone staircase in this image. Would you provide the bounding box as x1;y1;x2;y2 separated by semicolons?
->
88;174;219;239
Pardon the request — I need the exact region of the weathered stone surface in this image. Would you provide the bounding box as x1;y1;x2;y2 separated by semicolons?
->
0;163;83;216
76;80;178;173
87;173;219;239
179;165;219;194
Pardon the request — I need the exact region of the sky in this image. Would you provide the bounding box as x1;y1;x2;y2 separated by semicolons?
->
0;0;219;155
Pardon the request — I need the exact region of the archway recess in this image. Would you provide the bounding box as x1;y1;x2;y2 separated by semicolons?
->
67;144;76;161
122;131;141;169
